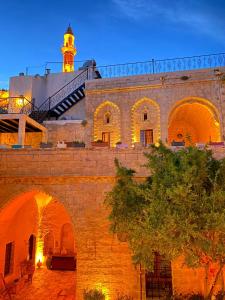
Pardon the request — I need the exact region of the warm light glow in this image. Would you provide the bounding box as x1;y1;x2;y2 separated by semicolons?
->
168;100;221;145
61;28;77;72
0;90;9;109
93;101;121;147
34;193;52;265
16;97;25;107
215;121;219;127
94;283;110;300
0;90;9;99
131;98;161;144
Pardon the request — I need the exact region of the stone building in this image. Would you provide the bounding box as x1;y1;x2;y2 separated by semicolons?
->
0;26;225;299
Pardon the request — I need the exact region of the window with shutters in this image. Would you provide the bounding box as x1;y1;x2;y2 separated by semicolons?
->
4;242;14;276
102;132;110;144
140;129;153;146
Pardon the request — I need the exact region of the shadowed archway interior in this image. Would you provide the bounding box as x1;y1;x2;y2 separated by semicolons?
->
168;102;221;145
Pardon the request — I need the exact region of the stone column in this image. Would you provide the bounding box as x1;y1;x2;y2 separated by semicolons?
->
42;129;48;143
18;115;26;146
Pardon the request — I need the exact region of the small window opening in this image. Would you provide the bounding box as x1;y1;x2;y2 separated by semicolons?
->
104;112;111;124
144;112;148;121
4;242;14;276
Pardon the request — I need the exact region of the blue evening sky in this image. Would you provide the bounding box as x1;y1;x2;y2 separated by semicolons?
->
0;0;225;88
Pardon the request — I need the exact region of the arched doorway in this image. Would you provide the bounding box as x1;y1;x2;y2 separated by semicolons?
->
0;190;77;299
168;99;221;145
131;98;160;146
93;101;121;147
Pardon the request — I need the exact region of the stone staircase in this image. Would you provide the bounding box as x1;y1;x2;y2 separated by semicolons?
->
49;83;85;118
30;65;98;123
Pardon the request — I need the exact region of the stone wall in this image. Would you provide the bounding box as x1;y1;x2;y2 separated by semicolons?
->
0;148;149;300
0;132;43;147
59;99;86;121
1;148;225;299
85;68;225;147
44;120;86;145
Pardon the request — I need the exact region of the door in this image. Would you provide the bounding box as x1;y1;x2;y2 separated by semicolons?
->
102;132;110;145
140;129;153;146
145;253;172;299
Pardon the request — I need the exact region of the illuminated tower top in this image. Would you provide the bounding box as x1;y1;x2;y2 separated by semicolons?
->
61;25;77;72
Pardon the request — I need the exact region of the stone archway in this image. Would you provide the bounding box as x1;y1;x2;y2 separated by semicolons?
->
131;98;160;146
0;189;77;299
93;100;121;147
168;98;221;145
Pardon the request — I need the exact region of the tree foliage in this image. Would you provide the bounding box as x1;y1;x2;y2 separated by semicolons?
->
105;143;225;298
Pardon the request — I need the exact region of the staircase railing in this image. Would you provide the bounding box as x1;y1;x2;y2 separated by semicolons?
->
0;96;39;115
37;68;89;112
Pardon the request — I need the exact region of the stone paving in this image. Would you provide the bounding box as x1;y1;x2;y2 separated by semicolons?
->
13;268;76;300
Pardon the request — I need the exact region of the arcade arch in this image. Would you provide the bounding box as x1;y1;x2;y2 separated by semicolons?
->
131;98;160;146
168;98;221;145
94;101;121;147
0;190;76;295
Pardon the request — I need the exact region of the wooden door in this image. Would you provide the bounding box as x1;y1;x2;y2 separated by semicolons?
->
102;132;110;145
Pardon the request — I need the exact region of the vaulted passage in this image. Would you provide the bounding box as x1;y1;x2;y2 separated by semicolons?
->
168;101;221;145
0;191;76;299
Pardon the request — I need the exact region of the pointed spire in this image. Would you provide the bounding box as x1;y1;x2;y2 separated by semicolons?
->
66;24;73;35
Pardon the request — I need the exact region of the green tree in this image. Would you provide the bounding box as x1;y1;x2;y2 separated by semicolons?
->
105;143;225;299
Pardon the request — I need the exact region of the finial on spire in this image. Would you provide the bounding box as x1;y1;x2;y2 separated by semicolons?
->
66;24;73;35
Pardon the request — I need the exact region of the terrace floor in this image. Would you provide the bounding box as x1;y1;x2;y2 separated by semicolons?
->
12;268;76;300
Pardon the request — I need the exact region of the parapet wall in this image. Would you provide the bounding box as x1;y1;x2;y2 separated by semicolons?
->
1;147;225;299
0;148;149;178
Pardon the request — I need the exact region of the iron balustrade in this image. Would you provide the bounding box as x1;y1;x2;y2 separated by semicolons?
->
96;53;225;78
1;52;225;123
0;97;38;115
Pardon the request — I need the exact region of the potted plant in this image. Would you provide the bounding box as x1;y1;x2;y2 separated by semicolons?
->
180;75;190;80
81;120;88;127
40;142;53;149
116;141;122;149
83;289;105;300
91;140;109;147
66;141;85;148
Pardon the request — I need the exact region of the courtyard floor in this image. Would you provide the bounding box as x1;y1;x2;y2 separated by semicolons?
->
12;268;76;300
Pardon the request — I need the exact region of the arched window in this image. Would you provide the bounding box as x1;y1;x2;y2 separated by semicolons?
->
143;112;148;121
104;112;111;124
68;36;72;46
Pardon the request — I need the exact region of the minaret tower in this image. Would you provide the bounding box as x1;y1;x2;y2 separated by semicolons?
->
61;25;77;72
